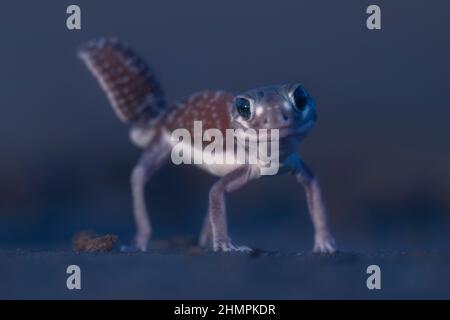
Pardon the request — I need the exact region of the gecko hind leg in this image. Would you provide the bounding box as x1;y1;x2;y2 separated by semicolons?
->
121;136;171;252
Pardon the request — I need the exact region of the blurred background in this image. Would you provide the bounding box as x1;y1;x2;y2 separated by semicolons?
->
1;0;449;253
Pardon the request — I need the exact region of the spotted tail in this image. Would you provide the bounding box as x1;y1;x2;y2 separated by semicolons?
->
78;37;166;125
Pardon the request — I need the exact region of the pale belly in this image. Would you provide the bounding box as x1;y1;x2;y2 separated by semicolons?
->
162;129;296;178
171;142;292;178
172;140;252;177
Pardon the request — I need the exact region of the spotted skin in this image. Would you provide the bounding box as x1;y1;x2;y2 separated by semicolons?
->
164;91;233;136
79;37;337;254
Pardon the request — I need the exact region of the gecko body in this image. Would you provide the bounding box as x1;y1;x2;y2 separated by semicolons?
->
79;38;336;253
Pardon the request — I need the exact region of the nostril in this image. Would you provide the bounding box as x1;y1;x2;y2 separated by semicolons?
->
263;119;269;125
282;113;289;122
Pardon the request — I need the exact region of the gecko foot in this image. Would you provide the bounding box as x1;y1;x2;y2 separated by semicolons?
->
313;232;337;254
213;240;253;253
120;244;141;253
120;234;149;253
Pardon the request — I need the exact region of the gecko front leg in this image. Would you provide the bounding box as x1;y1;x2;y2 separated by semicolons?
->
208;165;253;252
294;158;337;253
199;211;213;248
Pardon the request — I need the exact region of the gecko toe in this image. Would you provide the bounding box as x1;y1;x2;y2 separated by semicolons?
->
214;240;253;253
313;233;337;254
120;244;141;253
120;238;148;253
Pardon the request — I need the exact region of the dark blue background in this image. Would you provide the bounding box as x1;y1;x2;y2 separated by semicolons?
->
0;2;449;299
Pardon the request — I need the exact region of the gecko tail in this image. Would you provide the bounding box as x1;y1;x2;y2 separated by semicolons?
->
78;37;166;125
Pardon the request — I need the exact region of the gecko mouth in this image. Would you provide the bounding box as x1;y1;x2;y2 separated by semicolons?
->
277;121;315;138
234;121;315;142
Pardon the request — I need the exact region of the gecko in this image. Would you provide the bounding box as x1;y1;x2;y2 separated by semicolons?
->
78;37;337;253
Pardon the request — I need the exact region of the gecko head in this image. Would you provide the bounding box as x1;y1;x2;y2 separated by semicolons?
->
229;83;317;141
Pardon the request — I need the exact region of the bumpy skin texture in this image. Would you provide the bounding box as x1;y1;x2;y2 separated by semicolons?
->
164;91;234;136
79;37;337;254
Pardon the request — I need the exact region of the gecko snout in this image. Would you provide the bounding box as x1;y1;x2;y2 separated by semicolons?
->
260;111;292;129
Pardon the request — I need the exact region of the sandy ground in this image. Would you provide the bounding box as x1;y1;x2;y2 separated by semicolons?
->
1;245;449;299
2;188;450;299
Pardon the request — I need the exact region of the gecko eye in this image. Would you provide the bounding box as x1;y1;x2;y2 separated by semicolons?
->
235;97;251;120
292;86;308;112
